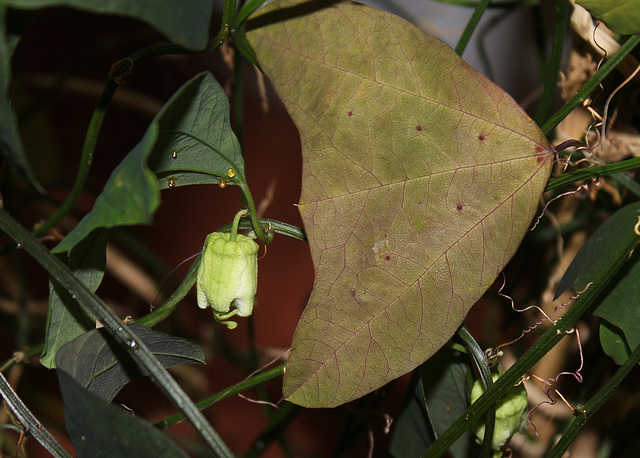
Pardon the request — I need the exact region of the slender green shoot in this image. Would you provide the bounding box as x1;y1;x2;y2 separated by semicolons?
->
535;0;569;124
455;0;491;56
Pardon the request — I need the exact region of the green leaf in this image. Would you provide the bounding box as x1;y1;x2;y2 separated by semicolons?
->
600;320;631;365
247;0;552;407
52;122;159;254
4;0;213;49
55;324;205;402
54;72;239;253
577;0;640;35
421;347;476;457
41;230;109;368
390;370;434;458
57;370;188;458
592;248;640;357
148;73;244;190
555;201;640;299
0;6;43;191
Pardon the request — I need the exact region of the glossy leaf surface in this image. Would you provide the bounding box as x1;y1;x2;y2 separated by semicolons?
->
55;324;205;402
5;0;213;49
248;0;552;407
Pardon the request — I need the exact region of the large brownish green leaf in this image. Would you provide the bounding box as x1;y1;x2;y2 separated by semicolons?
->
247;0;552;408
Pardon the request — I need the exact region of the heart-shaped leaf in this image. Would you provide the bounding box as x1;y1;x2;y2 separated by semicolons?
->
248;0;552;407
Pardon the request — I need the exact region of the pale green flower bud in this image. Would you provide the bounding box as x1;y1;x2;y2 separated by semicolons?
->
196;231;259;329
471;373;528;452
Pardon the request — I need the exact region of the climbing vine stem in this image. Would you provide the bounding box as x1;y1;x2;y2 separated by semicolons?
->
541;34;640;136
423;220;639;456
547;342;640;457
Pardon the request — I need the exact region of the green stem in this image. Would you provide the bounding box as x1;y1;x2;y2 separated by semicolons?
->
156;362;286;429
455;0;491;56
546;342;640;457
422;227;638;457
33;83;116;238
0;372;71;458
222;218;306;242
238;181;272;244
541;34;640;136
534;0;568;125
0;209;233;457
545;157;640;192
133;258;200;328
230;208;249;242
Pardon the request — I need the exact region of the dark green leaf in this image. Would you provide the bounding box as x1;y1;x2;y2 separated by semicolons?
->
421;346;477;457
149;73;244;190
5;0;213;49
555;201;640;299
54;72;237;253
593;248;640;356
55;324;205;402
390;345;477;457
41;229;110;368
599;320;631;365
57;370;188;458
0;6;43;191
390;370;434;457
